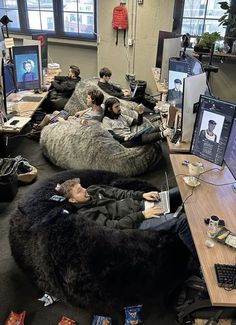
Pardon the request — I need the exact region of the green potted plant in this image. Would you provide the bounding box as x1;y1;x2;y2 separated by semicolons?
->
194;32;222;53
218;1;236;51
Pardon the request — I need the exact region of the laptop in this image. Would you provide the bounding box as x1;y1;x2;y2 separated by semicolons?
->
4;116;31;129
129;124;152;141
130;83;138;98
50;110;69;123
145;172;170;215
20;96;44;102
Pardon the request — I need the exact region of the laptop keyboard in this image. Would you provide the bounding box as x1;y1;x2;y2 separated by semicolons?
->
158;191;169;213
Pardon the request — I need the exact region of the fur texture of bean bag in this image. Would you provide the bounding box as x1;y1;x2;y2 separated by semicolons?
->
40;109;162;177
64;77;137;116
40;77;162;176
9;169;190;308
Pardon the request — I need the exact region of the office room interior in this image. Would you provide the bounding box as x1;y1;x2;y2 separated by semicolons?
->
0;0;236;325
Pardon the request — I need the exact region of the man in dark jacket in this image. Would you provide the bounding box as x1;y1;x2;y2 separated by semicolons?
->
55;178;196;259
98;67;156;110
43;65;81;112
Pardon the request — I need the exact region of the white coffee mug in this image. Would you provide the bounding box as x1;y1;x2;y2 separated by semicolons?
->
188;162;204;176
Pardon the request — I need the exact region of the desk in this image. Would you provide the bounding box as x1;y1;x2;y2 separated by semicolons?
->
170;153;236;306
0;90;48;133
166;137;191;153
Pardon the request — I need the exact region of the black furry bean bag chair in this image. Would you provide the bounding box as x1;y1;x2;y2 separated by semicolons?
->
9;169;190;308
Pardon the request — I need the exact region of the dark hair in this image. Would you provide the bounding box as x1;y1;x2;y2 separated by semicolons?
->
99;67;112;78
87;88;104;106
104;97;120;118
69;65;80;77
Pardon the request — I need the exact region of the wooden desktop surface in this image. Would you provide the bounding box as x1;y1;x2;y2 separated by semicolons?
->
166;137;191;153
0;91;48;133
170;154;236;306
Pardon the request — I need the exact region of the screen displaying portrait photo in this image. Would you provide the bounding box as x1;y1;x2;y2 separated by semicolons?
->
12;45;40;91
191;95;236;165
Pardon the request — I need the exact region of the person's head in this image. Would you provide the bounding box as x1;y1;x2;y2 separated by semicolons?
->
68;65;80;78
104;97;121;119
99;67;112;82
55;178;90;203
23;60;34;72
174;79;182;91
87;88;104;107
208;119;216;132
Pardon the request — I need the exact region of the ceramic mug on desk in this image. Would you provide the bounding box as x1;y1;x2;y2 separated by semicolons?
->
188;161;204;176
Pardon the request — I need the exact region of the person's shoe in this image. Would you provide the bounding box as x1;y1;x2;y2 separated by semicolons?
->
4;311;26;325
38;292;59;307
27;130;41;141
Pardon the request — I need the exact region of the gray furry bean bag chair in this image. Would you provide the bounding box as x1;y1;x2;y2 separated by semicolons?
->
64;77;137;116
9;169;190;308
40;107;162;177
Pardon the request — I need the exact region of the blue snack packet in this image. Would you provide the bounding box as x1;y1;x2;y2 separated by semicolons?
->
124;305;142;324
91;315;112;325
49;195;65;202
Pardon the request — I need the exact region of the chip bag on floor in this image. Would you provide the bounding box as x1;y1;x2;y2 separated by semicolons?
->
124;305;142;324
57;315;76;325
4;311;26;325
91;315;112;325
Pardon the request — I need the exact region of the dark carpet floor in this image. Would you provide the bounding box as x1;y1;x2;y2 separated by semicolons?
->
0;134;178;325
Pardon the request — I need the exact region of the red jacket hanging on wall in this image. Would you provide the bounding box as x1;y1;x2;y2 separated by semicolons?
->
112;4;128;45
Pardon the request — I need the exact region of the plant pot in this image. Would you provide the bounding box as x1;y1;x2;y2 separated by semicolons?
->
194;45;211;53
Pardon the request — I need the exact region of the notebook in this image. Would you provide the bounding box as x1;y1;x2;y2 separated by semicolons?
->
145;172;170;215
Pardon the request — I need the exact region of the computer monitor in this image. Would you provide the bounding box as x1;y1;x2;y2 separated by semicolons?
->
191;95;236;166
167;57;188;109
23;39;43;86
181;73;208;142
160;37;181;83
1;58;16;115
156;31;176;68
167;54;210;110
224;118;236;179
12;45;41;91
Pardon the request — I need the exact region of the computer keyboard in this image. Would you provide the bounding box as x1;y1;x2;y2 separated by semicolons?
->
159;191;169;212
215;263;236;289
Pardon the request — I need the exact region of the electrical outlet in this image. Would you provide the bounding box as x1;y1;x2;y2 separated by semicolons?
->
137;0;143;4
128;38;133;46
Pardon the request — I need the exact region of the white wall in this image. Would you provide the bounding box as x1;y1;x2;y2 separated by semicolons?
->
97;0;175;93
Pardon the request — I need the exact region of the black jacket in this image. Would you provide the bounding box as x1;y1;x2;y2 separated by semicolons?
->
98;81;124;98
50;76;81;98
71;185;145;229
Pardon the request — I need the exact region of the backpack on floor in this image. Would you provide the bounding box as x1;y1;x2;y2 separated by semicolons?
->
176;275;236;324
112;4;128;46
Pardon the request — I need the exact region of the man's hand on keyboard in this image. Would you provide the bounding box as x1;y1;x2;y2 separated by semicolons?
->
143;206;164;218
143;191;160;201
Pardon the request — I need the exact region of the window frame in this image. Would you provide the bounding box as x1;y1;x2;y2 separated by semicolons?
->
173;0;226;37
1;0;97;41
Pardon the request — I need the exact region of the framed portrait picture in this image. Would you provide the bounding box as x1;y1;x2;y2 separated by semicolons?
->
191;95;235;166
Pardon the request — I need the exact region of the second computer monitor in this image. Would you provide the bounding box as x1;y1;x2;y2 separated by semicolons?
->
12;45;41;91
191;95;236;166
224;118;236;179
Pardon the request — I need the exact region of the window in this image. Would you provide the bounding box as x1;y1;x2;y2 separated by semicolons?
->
0;0;96;40
181;0;226;36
